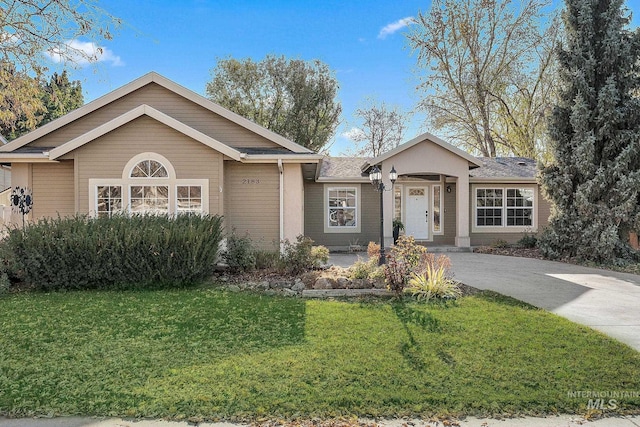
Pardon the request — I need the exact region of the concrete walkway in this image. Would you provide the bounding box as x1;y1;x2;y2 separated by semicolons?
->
329;252;640;351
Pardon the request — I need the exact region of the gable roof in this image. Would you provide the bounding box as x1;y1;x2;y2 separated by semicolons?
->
49;104;243;161
0;72;314;155
361;132;482;171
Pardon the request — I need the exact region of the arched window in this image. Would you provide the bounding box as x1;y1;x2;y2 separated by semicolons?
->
90;152;208;217
130;160;168;178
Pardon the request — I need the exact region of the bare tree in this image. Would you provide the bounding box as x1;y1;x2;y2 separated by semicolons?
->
407;0;558;158
344;98;408;157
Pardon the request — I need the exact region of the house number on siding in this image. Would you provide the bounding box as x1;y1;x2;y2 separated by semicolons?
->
242;178;261;185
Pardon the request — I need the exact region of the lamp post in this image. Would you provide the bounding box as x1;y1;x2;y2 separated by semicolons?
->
369;164;397;265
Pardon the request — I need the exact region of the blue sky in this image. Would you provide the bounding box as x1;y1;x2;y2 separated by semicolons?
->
56;0;640;155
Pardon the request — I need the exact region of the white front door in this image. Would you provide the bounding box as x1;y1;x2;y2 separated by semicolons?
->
405;187;429;239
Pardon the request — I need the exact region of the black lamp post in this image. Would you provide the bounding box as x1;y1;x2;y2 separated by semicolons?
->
369;164;397;265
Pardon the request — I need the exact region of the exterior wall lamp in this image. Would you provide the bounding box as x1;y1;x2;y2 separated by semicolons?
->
369;165;397;265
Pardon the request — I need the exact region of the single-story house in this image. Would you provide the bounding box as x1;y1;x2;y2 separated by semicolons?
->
0;72;550;250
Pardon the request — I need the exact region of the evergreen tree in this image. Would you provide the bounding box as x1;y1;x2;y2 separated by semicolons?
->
40;71;84;126
539;0;640;263
1;70;83;140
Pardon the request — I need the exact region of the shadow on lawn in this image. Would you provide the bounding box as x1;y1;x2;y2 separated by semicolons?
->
391;301;445;371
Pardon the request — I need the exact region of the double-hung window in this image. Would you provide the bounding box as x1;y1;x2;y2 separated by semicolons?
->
475;187;534;228
324;185;361;233
506;188;534;226
328;187;357;228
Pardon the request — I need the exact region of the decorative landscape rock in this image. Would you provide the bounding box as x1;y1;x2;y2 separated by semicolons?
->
214;261;389;297
313;277;336;290
336;277;351;289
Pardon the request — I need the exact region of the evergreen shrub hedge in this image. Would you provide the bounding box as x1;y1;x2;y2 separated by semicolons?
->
1;214;224;291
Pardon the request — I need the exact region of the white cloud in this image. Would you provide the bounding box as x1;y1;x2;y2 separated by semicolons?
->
342;127;366;142
46;39;124;67
378;17;416;39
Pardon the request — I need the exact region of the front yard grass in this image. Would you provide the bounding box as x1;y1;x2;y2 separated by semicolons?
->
0;288;639;420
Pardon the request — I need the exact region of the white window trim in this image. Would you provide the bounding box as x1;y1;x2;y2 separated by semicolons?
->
89;153;209;217
432;184;444;235
472;185;538;233
323;184;361;234
94;184;124;218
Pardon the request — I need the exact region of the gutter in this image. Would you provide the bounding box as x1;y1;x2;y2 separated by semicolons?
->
278;158;284;252
469;177;537;184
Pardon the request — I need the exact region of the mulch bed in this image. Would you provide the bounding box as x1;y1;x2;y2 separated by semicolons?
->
473;246;544;259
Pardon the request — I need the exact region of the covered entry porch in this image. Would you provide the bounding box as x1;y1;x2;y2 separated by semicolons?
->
361;132;481;249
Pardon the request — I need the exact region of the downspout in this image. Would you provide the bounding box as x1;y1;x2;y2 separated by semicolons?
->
278;158;284;252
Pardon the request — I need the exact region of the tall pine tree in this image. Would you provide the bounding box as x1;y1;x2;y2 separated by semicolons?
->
539;0;640;263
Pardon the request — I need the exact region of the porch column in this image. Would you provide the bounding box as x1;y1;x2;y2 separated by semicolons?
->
382;164;394;248
455;174;471;247
282;163;304;242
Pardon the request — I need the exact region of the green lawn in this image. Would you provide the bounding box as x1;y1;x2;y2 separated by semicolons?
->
0;288;639;420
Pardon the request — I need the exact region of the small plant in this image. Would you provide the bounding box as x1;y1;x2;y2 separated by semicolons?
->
384;254;406;295
383;235;428;295
392;218;405;231
349;256;381;280
310;245;330;268
367;241;380;261
518;232;538;248
490;238;510;248
405;263;461;301
280;235;317;274
223;231;257;273
254;249;280;270
392;219;405;244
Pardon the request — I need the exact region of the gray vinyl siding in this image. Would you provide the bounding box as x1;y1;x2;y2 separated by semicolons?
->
71;116;222;215
432;183;456;245
31;83;280;149
537;186;551;229
32;161;75;219
224;162;279;251
304;181;379;248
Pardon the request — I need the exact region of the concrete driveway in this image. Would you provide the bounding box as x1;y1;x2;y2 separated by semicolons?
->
329;252;640;351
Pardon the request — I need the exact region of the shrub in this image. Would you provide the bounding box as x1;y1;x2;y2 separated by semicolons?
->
367;241;380;261
310;245;330;268
405;259;460;301
518;233;538;248
223;232;256;273
490;239;510;248
1;214;224;291
280;235;323;274
0;271;9;295
349;256;381;280
384;235;428;295
254;249;280;270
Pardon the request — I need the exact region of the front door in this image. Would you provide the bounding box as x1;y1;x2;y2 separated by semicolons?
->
405;187;429;239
